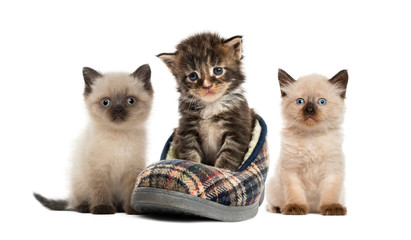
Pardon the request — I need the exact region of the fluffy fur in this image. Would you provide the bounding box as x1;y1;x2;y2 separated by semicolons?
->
34;64;153;214
266;69;348;215
158;33;257;171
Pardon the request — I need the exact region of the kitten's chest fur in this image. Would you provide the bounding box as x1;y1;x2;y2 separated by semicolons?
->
78;126;146;180
199;118;224;166
198;100;227;165
281;130;343;172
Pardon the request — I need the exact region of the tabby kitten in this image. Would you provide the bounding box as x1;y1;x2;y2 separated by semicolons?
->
266;69;348;215
34;64;153;214
158;33;257;171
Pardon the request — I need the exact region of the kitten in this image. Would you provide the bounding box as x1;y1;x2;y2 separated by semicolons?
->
157;33;257;171
34;64;153;214
266;69;348;215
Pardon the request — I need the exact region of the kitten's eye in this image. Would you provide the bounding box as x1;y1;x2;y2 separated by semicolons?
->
318;98;327;105
296;98;305;105
188;72;198;81
213;67;223;75
127;97;136;105
101;98;111;107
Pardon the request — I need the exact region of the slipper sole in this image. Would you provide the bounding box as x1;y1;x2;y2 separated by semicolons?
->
131;187;265;222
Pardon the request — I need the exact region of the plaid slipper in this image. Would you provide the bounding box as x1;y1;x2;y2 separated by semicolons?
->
131;116;269;221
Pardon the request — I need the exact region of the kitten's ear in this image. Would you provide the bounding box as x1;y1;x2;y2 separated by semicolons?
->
329;70;348;98
157;53;176;71
131;64;153;92
278;69;296;97
224;35;243;60
82;67;102;95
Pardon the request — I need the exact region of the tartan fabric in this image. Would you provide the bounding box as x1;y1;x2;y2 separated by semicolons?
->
134;140;268;206
134;117;269;207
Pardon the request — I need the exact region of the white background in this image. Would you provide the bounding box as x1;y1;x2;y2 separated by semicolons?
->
1;0;410;239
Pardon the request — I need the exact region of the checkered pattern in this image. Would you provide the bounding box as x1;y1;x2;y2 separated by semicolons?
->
134;118;269;207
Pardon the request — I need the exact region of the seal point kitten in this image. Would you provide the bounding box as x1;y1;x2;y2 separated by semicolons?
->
34;64;153;214
266;69;348;215
157;32;258;171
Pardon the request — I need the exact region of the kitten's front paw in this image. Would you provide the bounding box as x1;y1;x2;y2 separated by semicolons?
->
215;158;239;172
91;205;116;214
281;203;308;215
320;203;347;215
215;162;234;171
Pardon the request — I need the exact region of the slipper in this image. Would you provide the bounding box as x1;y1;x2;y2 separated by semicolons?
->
131;116;269;221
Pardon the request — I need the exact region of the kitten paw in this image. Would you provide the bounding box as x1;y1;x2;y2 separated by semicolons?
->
74;203;90;213
91;205;116;214
281;203;308;215
266;205;281;213
115;203;125;213
123;204;139;215
215;158;239;172
320;203;347;215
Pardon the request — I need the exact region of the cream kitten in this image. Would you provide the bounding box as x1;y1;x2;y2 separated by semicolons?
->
34;64;153;214
266;69;348;215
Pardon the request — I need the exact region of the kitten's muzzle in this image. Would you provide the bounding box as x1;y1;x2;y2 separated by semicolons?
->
203;78;213;88
113;105;125;113
304;102;317;116
110;105;127;121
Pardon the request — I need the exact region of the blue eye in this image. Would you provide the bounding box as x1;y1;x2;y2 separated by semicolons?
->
213;67;223;75
127;97;135;105
101;98;111;107
296;98;305;105
318;98;327;105
188;72;198;81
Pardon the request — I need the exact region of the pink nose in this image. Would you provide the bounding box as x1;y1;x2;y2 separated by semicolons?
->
203;79;212;88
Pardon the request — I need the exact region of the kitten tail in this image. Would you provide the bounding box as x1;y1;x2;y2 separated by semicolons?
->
33;192;69;211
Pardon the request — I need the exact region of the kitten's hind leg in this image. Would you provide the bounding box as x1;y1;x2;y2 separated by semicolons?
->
265;176;286;214
266;204;281;213
70;186;90;213
115;202;125;213
74;202;90;213
121;168;142;215
91;205;116;214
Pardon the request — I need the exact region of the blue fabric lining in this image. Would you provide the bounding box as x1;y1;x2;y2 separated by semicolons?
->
160;135;173;160
237;116;267;172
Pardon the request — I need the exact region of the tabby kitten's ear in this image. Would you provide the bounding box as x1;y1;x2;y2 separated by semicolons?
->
157;53;177;71
278;69;296;97
82;67;102;95
223;35;243;60
329;70;348;98
131;64;153;92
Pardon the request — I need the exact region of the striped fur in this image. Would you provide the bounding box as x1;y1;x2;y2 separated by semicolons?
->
158;33;257;171
134;117;269;206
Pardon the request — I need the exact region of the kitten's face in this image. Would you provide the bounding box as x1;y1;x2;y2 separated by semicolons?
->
278;69;348;132
158;33;245;103
82;64;153;128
